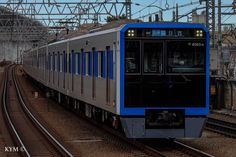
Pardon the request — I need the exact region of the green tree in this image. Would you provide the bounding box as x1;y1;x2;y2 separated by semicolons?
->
106;14;127;22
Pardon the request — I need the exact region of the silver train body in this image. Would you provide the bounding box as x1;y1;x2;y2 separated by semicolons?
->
23;23;210;138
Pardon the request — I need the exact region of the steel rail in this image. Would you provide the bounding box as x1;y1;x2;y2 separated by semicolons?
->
206;117;236;138
12;66;74;157
174;140;215;157
2;65;31;157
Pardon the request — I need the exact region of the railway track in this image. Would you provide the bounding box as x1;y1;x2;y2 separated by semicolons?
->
15;65;214;157
2;65;74;157
172;140;215;157
206;117;236;138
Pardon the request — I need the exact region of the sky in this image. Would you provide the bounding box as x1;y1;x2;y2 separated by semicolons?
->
131;0;236;24
1;0;236;26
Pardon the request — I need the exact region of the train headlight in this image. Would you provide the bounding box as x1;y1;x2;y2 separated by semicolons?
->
196;30;203;37
127;29;135;37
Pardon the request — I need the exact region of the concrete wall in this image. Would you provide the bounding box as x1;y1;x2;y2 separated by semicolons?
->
0;41;31;62
210;48;218;72
223;80;236;110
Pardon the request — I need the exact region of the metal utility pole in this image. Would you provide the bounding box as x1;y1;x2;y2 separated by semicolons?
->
172;10;175;22
126;0;131;19
218;0;222;75
176;3;178;22
206;0;216;48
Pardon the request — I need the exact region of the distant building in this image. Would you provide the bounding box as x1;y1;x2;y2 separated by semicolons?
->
192;10;206;25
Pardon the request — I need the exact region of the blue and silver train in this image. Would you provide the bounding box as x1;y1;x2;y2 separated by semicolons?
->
23;22;209;138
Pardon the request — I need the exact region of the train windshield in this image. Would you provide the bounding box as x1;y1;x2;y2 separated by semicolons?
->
125;40;140;73
143;42;163;73
167;40;205;73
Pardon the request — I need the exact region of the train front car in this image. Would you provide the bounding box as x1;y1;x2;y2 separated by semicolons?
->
119;23;209;138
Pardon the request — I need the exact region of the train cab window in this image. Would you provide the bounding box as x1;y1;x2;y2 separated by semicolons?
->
167;41;205;73
143;42;163;73
125;40;140;73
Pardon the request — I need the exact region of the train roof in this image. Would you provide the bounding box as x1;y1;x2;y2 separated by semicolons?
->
27;21;208;52
48;22;207;45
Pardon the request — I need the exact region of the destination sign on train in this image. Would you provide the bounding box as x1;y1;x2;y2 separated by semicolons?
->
126;28;205;38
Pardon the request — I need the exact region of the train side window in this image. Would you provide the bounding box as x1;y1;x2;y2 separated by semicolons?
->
50;54;53;71
48;53;50;70
71;50;75;74
54;53;57;72
50;54;51;71
69;53;71;73
85;52;90;75
63;51;67;73
73;52;76;74
54;53;56;71
98;51;104;77
92;48;97;77
89;51;92;76
60;54;62;72
78;52;81;74
125;40;140;73
81;49;85;75
106;48;113;79
58;52;60;72
75;53;78;75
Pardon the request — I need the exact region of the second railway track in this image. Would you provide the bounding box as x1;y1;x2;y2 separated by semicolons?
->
205;117;236;138
2;65;74;157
